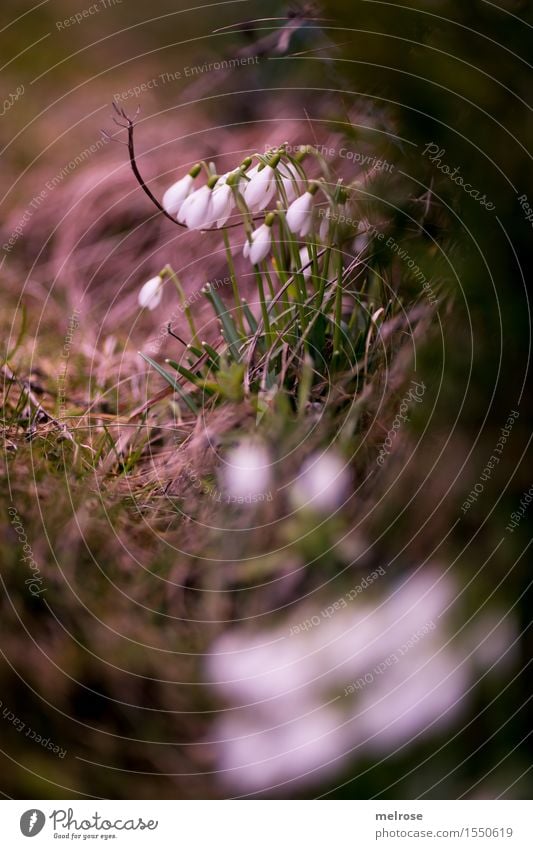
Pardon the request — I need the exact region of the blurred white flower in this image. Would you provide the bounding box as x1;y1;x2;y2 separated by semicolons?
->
207;571;510;794
243;164;276;212
278;161;301;202
162;174;195;216
138;275;164;310
177;184;213;229
291;451;350;513
222;441;271;500
286;190;315;237
243;222;272;266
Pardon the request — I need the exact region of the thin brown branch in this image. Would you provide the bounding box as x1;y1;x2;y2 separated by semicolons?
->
111;109;262;232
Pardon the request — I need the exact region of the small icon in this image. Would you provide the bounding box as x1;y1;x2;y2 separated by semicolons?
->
20;810;46;837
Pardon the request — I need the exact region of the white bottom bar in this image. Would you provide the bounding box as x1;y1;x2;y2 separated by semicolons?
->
1;800;531;848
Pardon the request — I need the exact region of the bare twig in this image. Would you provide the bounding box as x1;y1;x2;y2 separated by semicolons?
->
109;8;320;234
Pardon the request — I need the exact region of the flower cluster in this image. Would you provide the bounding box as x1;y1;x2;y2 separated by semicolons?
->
219;441;351;514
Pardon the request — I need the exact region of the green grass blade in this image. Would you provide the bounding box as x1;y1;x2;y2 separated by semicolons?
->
139;352;198;414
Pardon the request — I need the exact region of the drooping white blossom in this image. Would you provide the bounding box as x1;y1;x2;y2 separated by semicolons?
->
291;451;350;513
177;184;213;229
243;164;277;212
138;275;164;310
243;222;273;266
209;179;234;228
162;174;195;216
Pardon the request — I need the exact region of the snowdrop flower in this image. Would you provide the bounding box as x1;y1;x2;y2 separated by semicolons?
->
278;160;301;202
138;274;164;310
286;183;318;237
162;163;201;215
177;175;220;229
242;155;280;212
291;450;350;513
243;214;274;266
208;171;240;227
222;440;271;501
